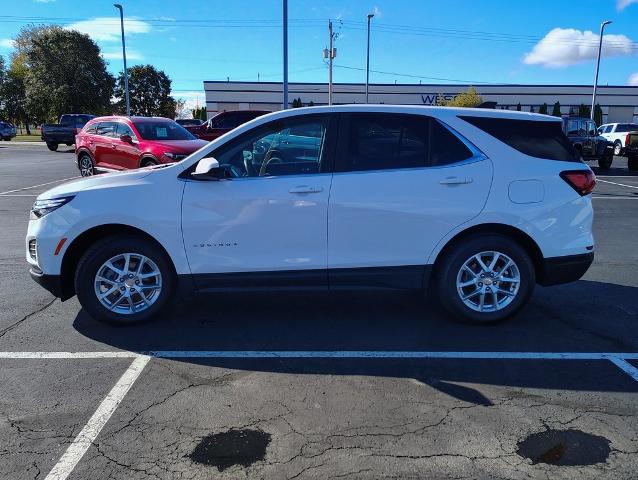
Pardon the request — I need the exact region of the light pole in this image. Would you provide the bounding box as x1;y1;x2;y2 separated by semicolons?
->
591;20;612;122
114;4;130;117
283;0;288;110
366;13;374;104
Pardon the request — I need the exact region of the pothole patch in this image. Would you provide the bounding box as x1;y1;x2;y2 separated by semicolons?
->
188;429;271;471
517;428;611;466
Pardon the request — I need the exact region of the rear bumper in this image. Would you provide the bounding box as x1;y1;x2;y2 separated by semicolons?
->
30;269;66;299
537;252;594;286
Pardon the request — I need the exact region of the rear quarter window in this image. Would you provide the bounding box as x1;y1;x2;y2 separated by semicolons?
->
459;116;580;162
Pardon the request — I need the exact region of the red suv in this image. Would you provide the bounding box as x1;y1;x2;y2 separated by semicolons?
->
185;110;269;141
75;116;208;177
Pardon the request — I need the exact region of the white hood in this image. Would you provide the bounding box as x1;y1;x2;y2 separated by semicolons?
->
38;169;155;200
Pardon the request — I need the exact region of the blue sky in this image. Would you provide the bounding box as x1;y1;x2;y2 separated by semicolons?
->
1;0;637;110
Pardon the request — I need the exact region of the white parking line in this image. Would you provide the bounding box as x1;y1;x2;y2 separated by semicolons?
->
0;351;138;358
609;357;638;383
592;196;638;200
596;178;638;190
0;194;39;197
44;355;150;480
0;176;78;195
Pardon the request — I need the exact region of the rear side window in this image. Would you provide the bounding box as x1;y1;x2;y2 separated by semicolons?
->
616;124;638;132
337;114;473;173
460;116;579;162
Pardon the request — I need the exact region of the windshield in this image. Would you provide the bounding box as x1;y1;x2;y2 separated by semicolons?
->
132;120;196;140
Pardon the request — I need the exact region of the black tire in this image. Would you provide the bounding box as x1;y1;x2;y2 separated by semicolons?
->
613;140;623;157
629;156;638;172
598;154;612;170
74;234;175;325
141;158;158;168
77;152;94;177
435;234;535;324
46;142;58;151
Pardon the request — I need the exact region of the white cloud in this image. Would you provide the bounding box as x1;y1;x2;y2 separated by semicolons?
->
618;0;638;10
629;73;638;85
101;49;144;61
0;38;15;49
524;27;635;68
371;6;382;17
66;17;151;42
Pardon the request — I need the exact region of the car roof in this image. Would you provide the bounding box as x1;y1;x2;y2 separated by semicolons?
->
88;116;175;123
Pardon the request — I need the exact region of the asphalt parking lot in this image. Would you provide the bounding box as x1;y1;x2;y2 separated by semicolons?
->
1;142;638;479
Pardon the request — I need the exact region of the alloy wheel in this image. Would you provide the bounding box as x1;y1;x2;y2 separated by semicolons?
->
80;156;93;177
456;251;520;313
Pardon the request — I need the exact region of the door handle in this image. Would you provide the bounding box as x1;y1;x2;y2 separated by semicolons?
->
439;176;473;185
289;186;323;194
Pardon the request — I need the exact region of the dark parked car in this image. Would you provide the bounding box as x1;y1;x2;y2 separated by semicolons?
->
41;114;95;151
562;116;613;170
624;130;638;171
75;116;207;176
0;121;17;140
176;119;203;127
185;110;269;141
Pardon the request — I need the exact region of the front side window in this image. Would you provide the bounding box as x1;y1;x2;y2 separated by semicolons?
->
210;112;239;129
566;120;579;136
132;120;195;140
212;116;330;177
586;121;597;136
116;122;136;139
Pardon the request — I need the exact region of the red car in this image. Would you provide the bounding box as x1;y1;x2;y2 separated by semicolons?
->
185;110;269;141
75;116;208;177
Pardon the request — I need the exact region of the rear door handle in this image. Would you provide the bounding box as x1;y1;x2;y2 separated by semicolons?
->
289;186;324;194
439;176;473;185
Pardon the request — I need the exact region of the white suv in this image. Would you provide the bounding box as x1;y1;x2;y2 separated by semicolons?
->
598;122;638;156
26;106;595;325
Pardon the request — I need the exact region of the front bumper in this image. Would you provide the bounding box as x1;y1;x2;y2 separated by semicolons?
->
29;268;65;298
537;252;594;286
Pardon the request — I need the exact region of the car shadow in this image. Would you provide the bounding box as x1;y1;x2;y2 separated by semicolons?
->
74;279;638;402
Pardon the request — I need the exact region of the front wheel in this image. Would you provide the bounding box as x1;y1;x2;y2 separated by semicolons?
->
598;154;612;170
46;142;58;151
78;153;94;177
436;235;535;324
141;158;158;168
74;235;175;325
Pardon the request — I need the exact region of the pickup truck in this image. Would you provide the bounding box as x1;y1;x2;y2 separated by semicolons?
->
562;116;613;170
625;131;638;171
0;121;17;140
597;122;638;156
41;114;95;151
186;110;269;141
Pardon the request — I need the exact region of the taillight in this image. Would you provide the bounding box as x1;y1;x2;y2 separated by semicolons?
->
560;170;596;196
626;134;630;148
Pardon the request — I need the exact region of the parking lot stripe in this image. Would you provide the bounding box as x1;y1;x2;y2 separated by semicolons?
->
592;196;638;200
596;179;638;190
0;351;138;359
609;357;638;383
44;354;151;480
0;176;78;195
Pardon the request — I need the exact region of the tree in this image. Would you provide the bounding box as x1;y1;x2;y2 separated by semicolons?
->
516;103;521;111
578;104;591;118
16;25;114;122
291;97;303;108
441;87;483;107
593;104;603;126
551;101;562;117
308;101;315;107
191;106;207;121
529;105;535;113
1;60;32;133
539;103;548;115
115;65;176;117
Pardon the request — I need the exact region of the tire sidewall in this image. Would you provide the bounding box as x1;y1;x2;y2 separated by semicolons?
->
437;235;535;324
74;235;174;325
78;153;94;177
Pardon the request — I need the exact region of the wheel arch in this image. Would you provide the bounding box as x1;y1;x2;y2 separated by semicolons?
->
60;224;177;300
76;147;94;160
139;154;159;168
431;223;544;282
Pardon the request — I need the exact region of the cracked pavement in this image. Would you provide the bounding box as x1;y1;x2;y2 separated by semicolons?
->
1;146;638;479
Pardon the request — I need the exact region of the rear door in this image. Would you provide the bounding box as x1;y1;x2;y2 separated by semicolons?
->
93;121;120;170
328;113;492;289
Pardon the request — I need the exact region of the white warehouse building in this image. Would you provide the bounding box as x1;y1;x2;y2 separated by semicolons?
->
203;81;638;124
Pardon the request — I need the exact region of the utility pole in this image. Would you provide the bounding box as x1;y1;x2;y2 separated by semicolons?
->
114;4;130;117
366;13;374;103
324;20;337;105
591;20;612;121
283;0;288;109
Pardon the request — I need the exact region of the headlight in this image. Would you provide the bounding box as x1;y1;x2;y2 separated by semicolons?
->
163;152;177;159
163;152;186;161
30;196;75;219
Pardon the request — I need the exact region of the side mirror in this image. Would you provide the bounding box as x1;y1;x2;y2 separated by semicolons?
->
191;157;220;179
119;134;133;143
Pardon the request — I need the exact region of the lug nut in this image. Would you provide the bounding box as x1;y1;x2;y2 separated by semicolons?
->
120;286;125;291
130;288;136;293
478;282;483;287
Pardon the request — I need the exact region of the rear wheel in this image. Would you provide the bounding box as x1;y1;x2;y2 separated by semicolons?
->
46;142;58;151
614;140;623;157
436;234;535;324
629;156;638;172
74;235;175;325
78;153;94;177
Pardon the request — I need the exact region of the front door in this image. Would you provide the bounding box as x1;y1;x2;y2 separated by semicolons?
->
181;114;337;290
328;113;493;289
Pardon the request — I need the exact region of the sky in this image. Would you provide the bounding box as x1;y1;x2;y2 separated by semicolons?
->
1;0;637;111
